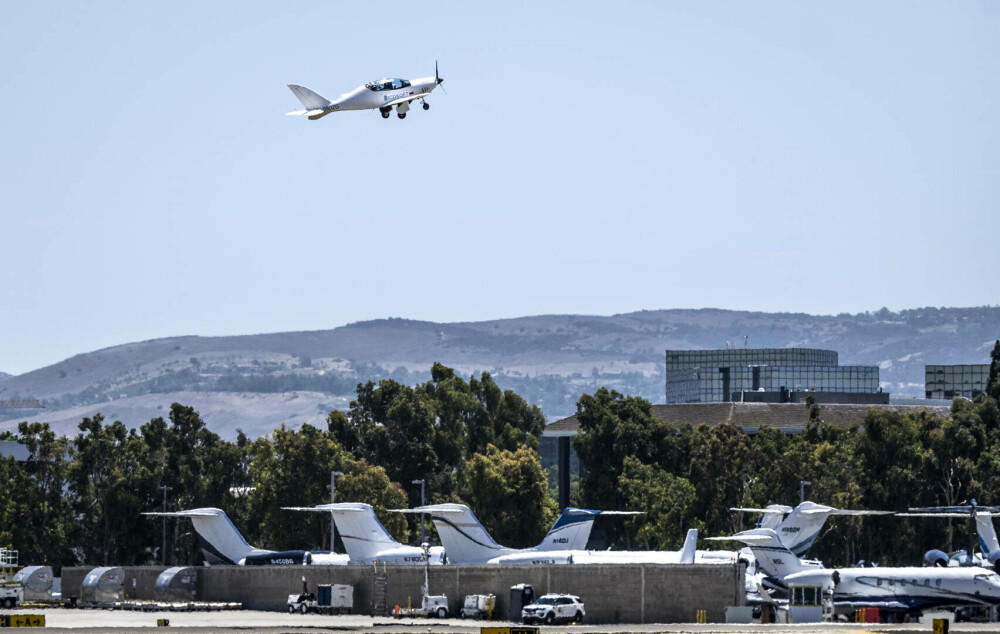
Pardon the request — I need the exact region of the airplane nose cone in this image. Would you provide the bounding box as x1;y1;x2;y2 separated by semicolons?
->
437;77;444;85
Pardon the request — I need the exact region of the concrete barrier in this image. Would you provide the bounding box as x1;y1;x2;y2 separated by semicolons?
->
61;563;743;623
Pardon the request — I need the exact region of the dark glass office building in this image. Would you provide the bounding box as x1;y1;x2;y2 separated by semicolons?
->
666;348;881;403
925;364;990;400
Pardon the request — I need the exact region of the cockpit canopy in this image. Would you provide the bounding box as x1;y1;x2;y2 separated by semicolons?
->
365;78;411;92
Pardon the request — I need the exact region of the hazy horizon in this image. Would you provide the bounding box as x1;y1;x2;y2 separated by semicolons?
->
4;2;998;375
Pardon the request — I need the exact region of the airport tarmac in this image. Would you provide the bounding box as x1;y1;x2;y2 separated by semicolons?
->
0;608;997;633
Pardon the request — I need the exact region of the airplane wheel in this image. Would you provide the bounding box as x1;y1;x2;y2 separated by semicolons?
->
397;112;406;119
381;111;390;119
422;103;429;110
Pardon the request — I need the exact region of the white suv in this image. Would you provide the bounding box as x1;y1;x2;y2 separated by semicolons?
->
521;594;585;625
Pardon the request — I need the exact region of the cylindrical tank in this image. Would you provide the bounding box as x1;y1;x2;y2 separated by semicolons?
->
80;567;124;603
13;566;53;601
154;567;198;602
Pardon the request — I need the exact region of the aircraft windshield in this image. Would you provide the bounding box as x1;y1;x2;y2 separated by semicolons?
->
976;573;1000;583
365;78;411;91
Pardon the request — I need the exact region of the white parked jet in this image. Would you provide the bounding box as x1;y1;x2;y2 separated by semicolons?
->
282;502;445;565
401;503;731;565
287;63;444;121
142;508;347;566
712;528;1000;616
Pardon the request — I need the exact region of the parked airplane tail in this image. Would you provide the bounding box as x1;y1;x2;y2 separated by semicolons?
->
707;528;811;581
282;502;404;563
977;512;1000;555
735;501;891;557
400;504;513;564
679;528;698;564
142;508;263;565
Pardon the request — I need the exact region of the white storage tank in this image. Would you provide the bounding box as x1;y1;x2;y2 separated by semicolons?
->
154;567;198;602
13;566;53;601
80;567;124;603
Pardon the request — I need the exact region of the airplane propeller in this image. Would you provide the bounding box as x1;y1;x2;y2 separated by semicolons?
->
435;60;447;94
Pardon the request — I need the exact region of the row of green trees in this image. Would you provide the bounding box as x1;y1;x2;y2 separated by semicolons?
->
5;344;1000;572
0;364;555;572
573;342;1000;567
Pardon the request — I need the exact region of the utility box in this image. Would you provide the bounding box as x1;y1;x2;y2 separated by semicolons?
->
508;584;533;622
13;566;53;602
154;567;198;602
317;584;353;612
81;567;124;604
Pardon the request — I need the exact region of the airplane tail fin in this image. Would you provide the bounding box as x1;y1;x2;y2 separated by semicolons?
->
772;501;892;557
536;508;599;550
707;528;810;581
400;504;513;564
287;84;331;110
978;511;1000;554
679;528;698;564
142;508;257;565
536;508;643;551
283;503;400;564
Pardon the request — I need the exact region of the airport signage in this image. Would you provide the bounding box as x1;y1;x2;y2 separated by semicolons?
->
0;614;45;627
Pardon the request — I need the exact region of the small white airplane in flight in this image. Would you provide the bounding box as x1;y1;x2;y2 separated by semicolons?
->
142;508;347;566
287;63;444;121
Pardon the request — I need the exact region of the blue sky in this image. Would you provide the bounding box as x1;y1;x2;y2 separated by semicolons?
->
2;1;998;375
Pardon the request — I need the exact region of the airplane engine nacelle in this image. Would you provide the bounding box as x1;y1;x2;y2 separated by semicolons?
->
988;551;1000;573
243;550;311;566
923;549;949;568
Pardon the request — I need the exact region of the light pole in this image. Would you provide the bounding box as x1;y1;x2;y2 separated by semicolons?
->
412;479;426;544
330;471;344;552
158;485;172;565
800;480;812;504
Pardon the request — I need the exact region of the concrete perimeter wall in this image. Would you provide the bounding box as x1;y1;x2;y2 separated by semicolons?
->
62;563;743;623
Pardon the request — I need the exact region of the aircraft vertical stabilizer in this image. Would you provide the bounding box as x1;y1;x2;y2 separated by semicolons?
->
405;504;515;564
142;508;260;565
679;528;698;564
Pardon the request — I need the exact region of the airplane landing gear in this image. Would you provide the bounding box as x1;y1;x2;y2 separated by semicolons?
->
422;102;430;111
380;107;391;119
397;112;406;119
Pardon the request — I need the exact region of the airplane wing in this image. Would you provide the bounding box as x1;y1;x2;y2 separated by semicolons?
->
142;510;220;517
816;509;893;516
730;506;792;514
282;504;370;513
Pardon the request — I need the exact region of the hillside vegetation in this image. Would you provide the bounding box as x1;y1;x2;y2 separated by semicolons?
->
1;306;997;438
